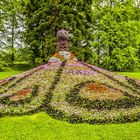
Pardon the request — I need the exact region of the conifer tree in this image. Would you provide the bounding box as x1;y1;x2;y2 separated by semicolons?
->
23;0;93;63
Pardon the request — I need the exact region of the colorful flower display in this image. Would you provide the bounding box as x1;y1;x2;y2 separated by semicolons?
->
10;89;32;101
48;51;77;62
0;58;140;124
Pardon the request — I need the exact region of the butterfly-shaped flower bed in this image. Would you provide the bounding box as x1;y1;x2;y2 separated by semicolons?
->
0;59;140;124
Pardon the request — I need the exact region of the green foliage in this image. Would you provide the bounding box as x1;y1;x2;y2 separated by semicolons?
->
35;57;43;65
103;47;140;71
92;0;140;71
14;47;35;65
0;60;7;71
0;0;26;66
0;50;8;71
23;0;93;63
0;0;140;71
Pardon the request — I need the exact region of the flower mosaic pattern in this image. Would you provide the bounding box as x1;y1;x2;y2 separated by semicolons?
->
79;82;124;100
0;59;140;124
10;89;32;101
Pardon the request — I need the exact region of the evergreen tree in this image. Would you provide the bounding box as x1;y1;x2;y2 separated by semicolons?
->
23;0;93;63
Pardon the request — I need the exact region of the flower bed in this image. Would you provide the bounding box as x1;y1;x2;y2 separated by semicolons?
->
0;77;16;86
49;51;77;62
10;89;32;101
0;60;140;124
79;82;124;100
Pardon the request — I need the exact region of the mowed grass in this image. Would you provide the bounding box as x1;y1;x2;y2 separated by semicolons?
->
0;112;140;140
116;71;140;80
0;70;140;140
0;70;24;80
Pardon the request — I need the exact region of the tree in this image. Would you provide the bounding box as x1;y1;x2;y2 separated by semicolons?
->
92;0;140;71
23;0;93;63
0;0;25;66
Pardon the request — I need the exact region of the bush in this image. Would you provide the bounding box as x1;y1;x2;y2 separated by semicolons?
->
103;47;140;71
0;60;7;71
35;57;43;65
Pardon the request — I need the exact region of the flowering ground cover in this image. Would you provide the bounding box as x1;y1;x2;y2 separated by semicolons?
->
0;69;140;140
0;60;140;124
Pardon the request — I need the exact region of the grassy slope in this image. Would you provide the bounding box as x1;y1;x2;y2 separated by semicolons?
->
0;70;140;140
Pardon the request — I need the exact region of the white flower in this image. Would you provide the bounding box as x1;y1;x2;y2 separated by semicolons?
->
48;57;61;62
73;57;78;61
59;51;70;59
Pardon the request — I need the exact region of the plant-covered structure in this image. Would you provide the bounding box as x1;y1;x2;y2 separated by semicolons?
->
0;30;140;124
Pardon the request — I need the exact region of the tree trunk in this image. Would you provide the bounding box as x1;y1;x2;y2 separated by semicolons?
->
11;14;15;65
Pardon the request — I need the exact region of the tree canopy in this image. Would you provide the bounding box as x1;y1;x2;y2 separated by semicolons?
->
0;0;140;71
23;0;93;63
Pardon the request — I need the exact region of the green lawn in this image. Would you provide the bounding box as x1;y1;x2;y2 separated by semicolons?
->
0;112;140;140
0;70;24;80
0;70;140;140
116;71;140;80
